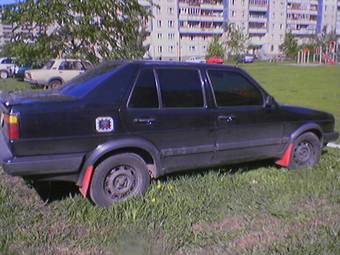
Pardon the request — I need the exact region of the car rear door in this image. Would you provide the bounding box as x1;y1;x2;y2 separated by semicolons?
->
58;61;84;82
205;68;285;164
122;66;215;173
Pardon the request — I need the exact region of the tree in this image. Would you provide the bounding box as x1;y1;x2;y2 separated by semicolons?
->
2;0;151;65
222;23;248;60
206;36;224;59
280;31;298;58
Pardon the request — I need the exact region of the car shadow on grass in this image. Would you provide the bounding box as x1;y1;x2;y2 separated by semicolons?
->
159;159;278;183
30;180;80;204
30;159;277;205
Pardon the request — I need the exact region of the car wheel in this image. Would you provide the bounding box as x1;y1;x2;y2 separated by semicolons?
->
89;153;150;207
47;79;62;89
0;70;9;79
289;132;321;169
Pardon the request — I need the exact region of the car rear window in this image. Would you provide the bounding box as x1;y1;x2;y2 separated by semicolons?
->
58;62;122;97
156;68;204;108
129;69;159;108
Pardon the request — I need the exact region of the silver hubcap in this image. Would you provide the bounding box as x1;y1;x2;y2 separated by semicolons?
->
104;165;136;200
293;141;314;166
0;72;8;79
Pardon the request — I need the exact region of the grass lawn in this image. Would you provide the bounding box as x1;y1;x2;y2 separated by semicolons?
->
0;64;339;254
242;63;340;137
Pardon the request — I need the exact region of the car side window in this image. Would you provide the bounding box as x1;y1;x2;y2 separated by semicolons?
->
74;61;84;70
59;61;74;70
129;69;159;108
156;68;204;108
208;70;263;107
2;58;12;64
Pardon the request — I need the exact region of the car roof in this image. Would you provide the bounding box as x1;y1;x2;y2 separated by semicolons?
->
117;60;238;69
50;58;90;62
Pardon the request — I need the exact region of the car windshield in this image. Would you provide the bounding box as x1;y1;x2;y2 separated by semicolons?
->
58;61;123;97
43;60;55;69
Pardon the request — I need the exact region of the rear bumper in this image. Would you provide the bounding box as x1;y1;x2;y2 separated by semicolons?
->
2;153;84;177
324;131;339;144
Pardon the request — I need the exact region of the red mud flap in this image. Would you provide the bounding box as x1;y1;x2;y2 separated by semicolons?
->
79;165;94;197
275;144;293;167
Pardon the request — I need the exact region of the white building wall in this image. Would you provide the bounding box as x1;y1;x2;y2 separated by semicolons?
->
336;0;340;38
266;0;287;57
321;0;338;33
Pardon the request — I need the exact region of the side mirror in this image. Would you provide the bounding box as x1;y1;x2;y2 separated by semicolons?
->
264;95;275;109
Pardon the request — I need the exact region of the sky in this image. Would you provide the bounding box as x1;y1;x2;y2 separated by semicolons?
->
0;0;20;5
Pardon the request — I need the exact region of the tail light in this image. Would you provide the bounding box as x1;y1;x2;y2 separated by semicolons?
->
5;113;20;140
25;72;31;79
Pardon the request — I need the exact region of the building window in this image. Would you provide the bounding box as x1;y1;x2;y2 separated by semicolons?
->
156;6;161;15
158;46;163;53
189;45;196;51
157;20;162;28
168;20;174;28
168;7;174;14
168;45;174;52
157;33;162;39
271;45;274;52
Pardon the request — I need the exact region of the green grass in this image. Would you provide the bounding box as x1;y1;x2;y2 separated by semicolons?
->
0;64;340;254
241;63;340;136
0;78;31;91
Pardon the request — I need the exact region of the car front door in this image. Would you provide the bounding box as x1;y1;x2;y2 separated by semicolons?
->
122;67;215;174
206;68;285;165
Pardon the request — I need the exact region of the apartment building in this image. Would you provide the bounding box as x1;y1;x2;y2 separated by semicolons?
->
1;1;340;59
142;0;340;60
337;0;340;36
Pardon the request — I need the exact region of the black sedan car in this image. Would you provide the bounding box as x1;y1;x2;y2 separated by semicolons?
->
0;61;338;207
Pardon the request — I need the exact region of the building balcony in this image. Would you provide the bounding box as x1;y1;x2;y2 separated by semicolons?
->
178;2;223;10
287;9;318;15
291;29;316;35
179;14;224;22
249;5;268;12
200;3;224;10
249;16;267;23
248;27;267;34
249;36;267;46
287;19;317;25
179;26;223;34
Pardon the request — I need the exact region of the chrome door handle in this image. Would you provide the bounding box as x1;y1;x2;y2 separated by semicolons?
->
218;115;235;123
133;118;156;125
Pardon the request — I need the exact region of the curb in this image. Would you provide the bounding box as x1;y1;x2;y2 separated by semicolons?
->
327;143;340;149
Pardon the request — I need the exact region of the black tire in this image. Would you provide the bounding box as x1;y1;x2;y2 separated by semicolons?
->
289;132;321;169
46;79;62;89
0;70;9;79
89;153;150;207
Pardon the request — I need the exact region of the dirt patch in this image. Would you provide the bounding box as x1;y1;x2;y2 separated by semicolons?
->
192;215;245;233
189;198;339;254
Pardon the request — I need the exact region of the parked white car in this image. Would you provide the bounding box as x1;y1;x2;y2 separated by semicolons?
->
0;57;16;79
24;59;92;88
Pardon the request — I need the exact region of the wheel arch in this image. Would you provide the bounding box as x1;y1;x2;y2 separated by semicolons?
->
0;69;9;76
276;122;323;167
77;138;161;196
289;122;323;143
48;76;64;85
